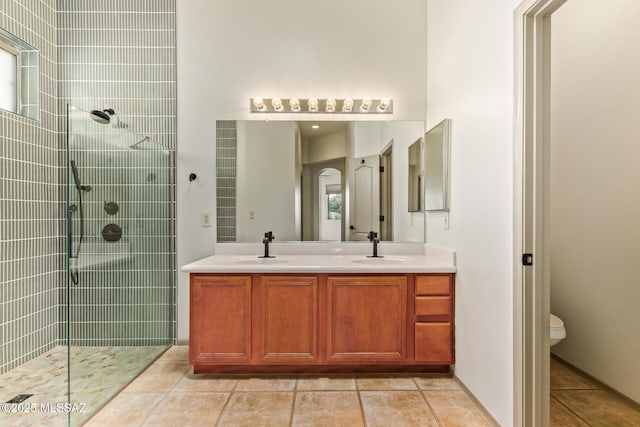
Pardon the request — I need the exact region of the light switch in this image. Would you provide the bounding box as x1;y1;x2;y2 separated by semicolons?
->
249;210;255;220
201;212;212;227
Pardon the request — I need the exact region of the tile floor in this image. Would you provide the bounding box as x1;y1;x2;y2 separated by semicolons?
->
6;347;640;426
550;357;640;426
85;346;496;427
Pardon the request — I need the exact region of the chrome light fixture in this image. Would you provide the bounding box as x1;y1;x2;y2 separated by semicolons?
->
249;97;393;114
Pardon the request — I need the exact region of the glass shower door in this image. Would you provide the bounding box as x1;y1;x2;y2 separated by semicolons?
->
66;104;174;425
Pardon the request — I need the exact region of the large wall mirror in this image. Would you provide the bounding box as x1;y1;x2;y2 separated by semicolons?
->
424;118;451;211
215;120;426;243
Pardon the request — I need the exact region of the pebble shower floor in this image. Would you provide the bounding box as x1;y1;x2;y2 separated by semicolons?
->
0;345;166;426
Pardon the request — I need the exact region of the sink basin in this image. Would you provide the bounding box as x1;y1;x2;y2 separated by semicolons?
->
351;256;409;265
235;258;289;265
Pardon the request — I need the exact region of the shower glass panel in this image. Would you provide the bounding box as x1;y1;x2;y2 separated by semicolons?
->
66;104;174;425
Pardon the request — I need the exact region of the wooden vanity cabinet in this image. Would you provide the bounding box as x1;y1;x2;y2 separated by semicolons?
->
189;272;455;372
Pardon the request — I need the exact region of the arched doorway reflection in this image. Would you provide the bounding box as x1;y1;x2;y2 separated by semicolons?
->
317;167;342;241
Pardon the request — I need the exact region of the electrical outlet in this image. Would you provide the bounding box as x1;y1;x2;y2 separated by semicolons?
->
201;212;212;227
443;212;450;229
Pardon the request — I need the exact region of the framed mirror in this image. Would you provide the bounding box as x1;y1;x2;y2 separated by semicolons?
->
407;137;423;212
424;118;451;211
215;120;426;243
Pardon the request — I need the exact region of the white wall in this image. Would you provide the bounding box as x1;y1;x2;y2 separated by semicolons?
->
426;0;519;424
236;121;298;242
549;0;640;403
351;122;385;158
304;129;347;164
176;0;428;342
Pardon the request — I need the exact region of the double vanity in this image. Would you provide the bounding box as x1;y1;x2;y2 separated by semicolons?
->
182;242;456;374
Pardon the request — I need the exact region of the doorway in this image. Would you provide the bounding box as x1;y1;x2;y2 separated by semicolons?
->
301;158;346;241
317;167;343;241
514;1;567;425
516;0;640;424
379;141;393;241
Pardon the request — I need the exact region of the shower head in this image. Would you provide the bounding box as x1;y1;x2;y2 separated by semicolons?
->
89;108;115;124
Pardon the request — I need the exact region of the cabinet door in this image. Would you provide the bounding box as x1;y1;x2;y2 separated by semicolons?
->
327;276;407;362
254;276;319;363
415;322;452;363
190;275;251;364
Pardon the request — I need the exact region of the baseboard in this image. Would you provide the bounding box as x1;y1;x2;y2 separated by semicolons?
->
453;375;501;427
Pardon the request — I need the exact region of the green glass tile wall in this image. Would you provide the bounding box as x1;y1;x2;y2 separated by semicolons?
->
0;0;60;374
57;0;176;346
216;121;237;242
1;0;176;374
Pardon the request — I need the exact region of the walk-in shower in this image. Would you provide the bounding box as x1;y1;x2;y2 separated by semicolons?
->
65;104;175;425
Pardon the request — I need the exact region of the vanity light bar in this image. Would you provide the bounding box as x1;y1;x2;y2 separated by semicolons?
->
249;98;393;114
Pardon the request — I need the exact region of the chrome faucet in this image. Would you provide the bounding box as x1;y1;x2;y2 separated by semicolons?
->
367;231;382;258
260;231;275;258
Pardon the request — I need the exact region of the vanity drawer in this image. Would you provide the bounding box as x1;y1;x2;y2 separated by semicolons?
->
415;275;451;296
415;322;452;363
415;296;451;322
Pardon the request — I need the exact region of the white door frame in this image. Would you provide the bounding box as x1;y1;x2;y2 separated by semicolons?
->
513;0;566;426
379;139;394;241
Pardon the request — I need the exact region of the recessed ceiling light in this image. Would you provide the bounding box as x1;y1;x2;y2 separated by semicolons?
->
312;125;320;129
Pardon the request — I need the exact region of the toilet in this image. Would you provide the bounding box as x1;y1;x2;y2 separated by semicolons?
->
550;313;566;346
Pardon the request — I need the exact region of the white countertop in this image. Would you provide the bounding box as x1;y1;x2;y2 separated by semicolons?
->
181;243;456;274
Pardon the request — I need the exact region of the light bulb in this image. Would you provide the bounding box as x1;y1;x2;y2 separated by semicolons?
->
308;97;319;112
377;98;390;112
252;97;265;111
326;98;336;113
289;97;300;112
342;98;354;112
272;97;283;112
360;98;372;112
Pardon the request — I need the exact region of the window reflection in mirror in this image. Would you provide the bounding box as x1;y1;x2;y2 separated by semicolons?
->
321;169;342;241
217;120;425;243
